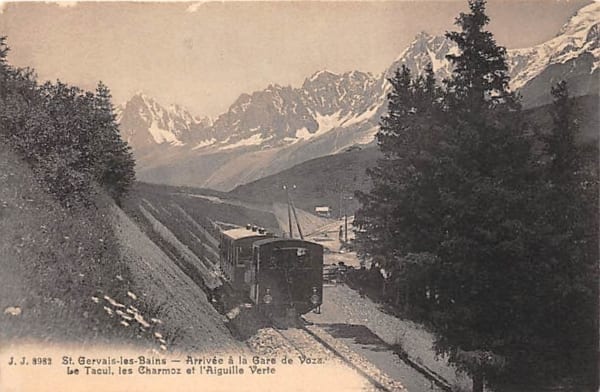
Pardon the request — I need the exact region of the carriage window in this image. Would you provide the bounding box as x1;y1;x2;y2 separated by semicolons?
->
239;246;252;259
296;248;307;257
297;248;309;264
270;247;311;266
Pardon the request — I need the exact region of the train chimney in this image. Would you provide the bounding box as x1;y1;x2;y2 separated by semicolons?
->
252;225;258;232
246;224;252;230
258;227;265;234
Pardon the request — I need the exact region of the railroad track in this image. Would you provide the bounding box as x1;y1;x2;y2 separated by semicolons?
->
264;323;407;392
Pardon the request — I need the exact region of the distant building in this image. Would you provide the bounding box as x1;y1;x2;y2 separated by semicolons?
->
315;206;331;218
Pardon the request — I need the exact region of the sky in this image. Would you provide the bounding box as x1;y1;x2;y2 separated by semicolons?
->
0;0;591;117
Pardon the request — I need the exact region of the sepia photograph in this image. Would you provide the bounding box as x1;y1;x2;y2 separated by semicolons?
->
0;1;598;391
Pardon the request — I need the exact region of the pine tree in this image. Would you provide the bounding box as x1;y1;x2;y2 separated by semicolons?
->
525;81;599;384
92;82;136;205
423;2;540;390
357;1;551;390
355;64;443;268
355;62;450;316
444;0;516;112
355;65;412;266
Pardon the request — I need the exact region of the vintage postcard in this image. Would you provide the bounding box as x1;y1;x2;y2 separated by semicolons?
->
0;1;598;391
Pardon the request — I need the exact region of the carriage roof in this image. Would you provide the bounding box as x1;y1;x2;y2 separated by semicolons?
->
252;237;322;249
221;227;270;241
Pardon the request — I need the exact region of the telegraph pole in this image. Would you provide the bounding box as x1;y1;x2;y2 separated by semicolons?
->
284;184;303;239
289;185;304;240
283;185;293;238
345;210;348;243
333;180;344;220
343;195;353;244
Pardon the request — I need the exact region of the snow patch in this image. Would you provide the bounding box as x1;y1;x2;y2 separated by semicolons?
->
340;106;379;128
148;121;183;146
354;126;379;145
295;127;313;140
220;133;271;150
287;109;373;144
426;47;448;73
309;69;336;82
314;110;348;135
192;138;217;150
509;3;600;90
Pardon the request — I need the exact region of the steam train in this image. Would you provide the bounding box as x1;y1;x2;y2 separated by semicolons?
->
218;224;323;317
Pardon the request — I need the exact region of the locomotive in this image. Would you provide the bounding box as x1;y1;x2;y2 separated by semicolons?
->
219;224;323;317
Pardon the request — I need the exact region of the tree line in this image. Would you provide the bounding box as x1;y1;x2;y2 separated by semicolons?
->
355;1;598;390
0;36;135;207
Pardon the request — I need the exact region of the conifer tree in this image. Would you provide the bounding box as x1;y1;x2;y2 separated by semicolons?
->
92;82;136;205
355;65;413;266
355;64;443;273
357;1;548;390
524;81;599;383
444;0;516;112
423;2;539;390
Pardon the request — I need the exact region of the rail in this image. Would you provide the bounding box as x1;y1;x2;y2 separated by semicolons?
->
270;325;396;392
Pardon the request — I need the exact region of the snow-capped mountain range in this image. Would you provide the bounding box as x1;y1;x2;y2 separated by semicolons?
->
119;2;599;190
116;93;213;160
118;70;386;156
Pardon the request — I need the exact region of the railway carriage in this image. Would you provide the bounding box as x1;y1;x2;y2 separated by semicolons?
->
250;238;323;315
218;225;323;317
219;225;273;293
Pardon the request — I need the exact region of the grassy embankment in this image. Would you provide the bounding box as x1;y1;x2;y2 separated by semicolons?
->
0;144;152;346
0;144;241;352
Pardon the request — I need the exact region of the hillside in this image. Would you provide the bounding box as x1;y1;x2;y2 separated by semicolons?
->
0;144;239;351
230;94;599;217
122;182;333;242
111;205;241;352
0;144;140;344
230;147;381;217
527;94;599;143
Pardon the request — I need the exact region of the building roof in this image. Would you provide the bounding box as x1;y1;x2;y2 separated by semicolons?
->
315;206;330;212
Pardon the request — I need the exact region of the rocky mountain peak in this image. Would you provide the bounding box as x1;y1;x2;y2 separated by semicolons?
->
557;2;599;38
117;92;215;156
122;2;598;186
386;31;455;81
304;69;339;85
